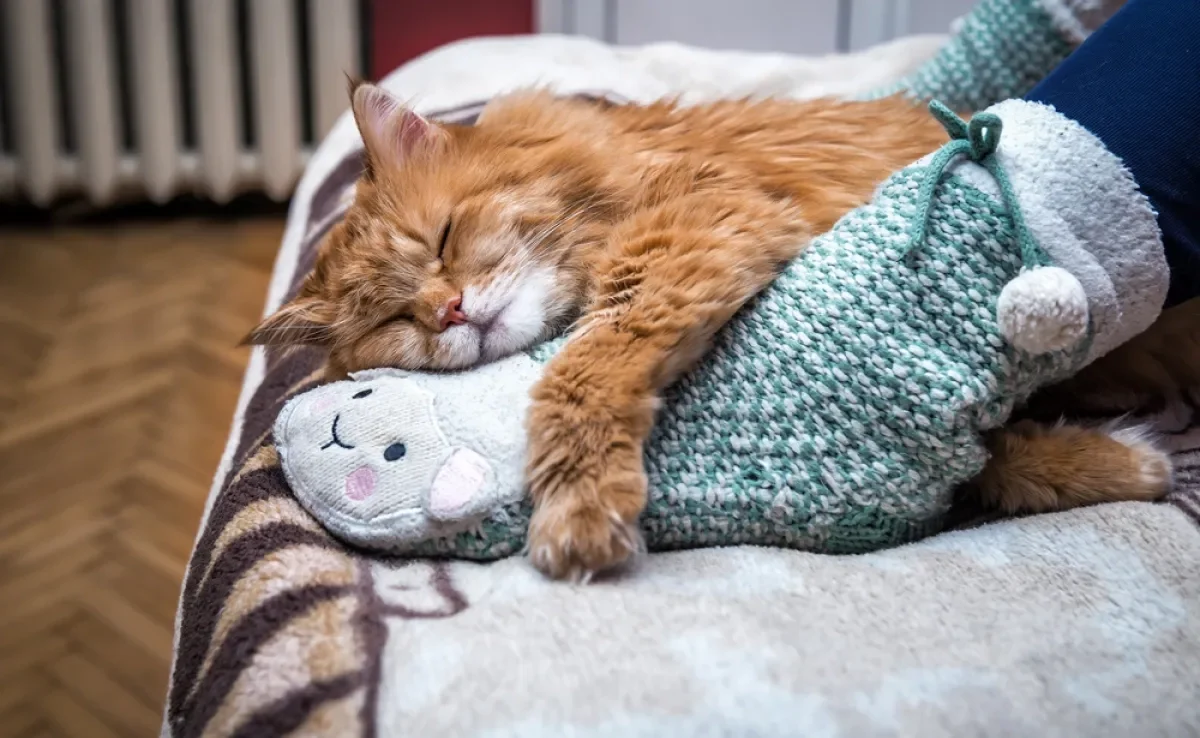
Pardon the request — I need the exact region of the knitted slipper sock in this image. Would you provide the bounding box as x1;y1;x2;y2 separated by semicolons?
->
625;98;1166;554
868;0;1127;111
276;100;1166;559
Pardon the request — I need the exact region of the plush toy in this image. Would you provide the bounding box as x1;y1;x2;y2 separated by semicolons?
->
275;100;1166;559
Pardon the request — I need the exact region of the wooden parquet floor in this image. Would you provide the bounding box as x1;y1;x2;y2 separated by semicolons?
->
0;217;283;738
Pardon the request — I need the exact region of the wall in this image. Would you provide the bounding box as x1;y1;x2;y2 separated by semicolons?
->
537;0;975;53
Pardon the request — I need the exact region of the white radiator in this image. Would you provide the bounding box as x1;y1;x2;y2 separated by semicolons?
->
0;0;364;206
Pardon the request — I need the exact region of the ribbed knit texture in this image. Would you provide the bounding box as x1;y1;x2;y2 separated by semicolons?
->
867;0;1076;111
411;161;1087;559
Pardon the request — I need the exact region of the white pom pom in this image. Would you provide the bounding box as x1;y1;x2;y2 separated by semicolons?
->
996;266;1089;354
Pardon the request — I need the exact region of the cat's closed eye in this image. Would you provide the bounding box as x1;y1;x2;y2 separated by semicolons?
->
436;218;452;260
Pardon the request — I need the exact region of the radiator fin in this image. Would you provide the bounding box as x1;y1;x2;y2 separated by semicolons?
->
1;0;362;205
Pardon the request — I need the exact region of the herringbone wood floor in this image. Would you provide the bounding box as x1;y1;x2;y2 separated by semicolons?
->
0;217;284;738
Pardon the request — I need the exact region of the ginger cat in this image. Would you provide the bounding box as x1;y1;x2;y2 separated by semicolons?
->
249;83;1173;579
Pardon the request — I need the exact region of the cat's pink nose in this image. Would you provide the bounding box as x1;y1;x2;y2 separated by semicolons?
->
438;295;467;331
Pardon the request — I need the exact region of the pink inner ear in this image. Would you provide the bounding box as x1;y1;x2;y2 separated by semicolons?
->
428;449;492;520
392;109;434;156
358;85;400;135
356;85;433;163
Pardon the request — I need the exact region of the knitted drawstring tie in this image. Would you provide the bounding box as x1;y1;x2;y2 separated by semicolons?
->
905;100;1091;357
904;100;1049;270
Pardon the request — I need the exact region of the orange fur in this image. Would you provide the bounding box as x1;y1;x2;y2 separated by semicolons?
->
1027;298;1200;417
976;420;1171;513
249;85;1176;578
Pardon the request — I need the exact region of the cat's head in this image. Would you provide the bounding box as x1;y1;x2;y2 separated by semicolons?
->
246;82;615;371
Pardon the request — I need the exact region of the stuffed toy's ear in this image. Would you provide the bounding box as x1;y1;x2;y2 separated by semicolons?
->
350;81;442;176
242;295;335;347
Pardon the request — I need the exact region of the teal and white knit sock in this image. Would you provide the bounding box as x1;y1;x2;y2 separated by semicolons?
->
869;0;1126;110
626;98;1166;554
276;99;1167;560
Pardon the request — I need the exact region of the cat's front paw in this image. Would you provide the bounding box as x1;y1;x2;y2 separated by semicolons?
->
524;387;652;582
527;484;644;582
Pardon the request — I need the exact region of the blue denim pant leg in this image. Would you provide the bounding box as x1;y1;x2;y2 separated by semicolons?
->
1026;0;1200;307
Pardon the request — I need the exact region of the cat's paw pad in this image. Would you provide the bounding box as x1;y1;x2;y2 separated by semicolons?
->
527;493;644;583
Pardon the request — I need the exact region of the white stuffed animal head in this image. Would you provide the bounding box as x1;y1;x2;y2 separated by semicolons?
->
274;355;544;551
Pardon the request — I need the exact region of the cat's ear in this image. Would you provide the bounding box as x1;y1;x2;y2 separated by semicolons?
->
350;81;442;175
242;295;336;347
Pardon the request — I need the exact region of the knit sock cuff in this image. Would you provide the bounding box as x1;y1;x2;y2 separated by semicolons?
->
1037;0;1127;43
865;0;1078;112
931;99;1166;364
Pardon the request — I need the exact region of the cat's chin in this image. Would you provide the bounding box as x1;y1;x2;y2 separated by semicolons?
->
428;320;543;370
480;321;542;363
474;299;549;364
461;264;557;365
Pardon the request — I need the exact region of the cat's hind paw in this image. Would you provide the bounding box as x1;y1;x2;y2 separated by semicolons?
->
1106;423;1174;499
979;419;1174;514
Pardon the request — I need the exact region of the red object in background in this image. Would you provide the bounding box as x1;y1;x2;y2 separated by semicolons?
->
370;0;534;79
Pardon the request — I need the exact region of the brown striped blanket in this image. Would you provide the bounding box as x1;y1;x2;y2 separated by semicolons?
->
164;44;1200;738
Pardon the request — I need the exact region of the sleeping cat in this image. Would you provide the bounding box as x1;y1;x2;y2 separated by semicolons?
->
248;82;1173;579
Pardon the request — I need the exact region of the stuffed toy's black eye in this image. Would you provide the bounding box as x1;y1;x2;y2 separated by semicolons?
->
383;442;407;461
353;389;373;399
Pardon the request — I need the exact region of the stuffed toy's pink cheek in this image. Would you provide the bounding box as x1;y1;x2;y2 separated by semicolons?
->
345;465;377;501
306;394;339;417
428;449;491;520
